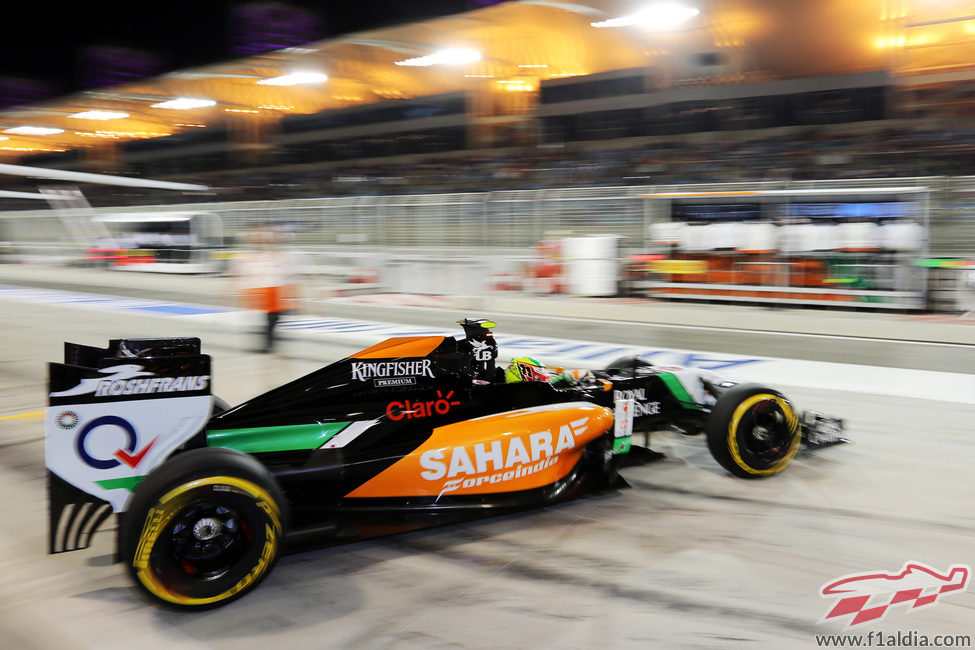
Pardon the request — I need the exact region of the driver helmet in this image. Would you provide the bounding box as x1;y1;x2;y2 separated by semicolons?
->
505;356;550;383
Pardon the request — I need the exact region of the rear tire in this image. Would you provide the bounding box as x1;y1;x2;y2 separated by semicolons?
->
120;447;286;609
212;396;232;415
705;384;800;479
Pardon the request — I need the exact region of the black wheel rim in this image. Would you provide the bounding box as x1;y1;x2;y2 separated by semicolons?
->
168;501;250;582
737;398;794;470
149;494;258;596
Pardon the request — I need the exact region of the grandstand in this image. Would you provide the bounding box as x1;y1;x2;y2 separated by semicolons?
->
2;1;975;177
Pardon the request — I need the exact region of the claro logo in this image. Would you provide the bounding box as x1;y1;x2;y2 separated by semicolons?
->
386;391;460;420
420;417;590;496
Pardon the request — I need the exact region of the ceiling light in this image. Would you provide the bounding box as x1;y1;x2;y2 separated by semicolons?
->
591;3;700;29
0;147;66;153
257;71;329;86
151;98;217;110
69;110;130;120
395;48;481;67
3;126;64;135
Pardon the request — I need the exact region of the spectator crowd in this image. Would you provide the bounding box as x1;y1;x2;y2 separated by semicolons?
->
6;122;975;208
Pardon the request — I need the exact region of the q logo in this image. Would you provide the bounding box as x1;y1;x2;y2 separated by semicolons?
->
76;415;157;470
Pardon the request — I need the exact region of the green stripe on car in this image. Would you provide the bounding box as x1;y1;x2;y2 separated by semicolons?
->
612;437;631;455
658;373;702;410
94;476;145;492
207;422;350;454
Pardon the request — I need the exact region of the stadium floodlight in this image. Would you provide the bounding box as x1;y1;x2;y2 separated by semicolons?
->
395;48;481;67
257;71;329;86
591;3;700;29
150;98;217;110
3;126;65;136
68;110;130;121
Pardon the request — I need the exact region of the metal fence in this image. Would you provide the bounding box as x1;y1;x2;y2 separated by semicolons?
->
0;177;961;252
3;177;975;309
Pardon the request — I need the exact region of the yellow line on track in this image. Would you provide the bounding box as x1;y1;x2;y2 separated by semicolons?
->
0;410;44;422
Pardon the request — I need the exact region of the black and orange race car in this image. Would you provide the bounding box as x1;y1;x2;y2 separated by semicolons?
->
45;319;845;609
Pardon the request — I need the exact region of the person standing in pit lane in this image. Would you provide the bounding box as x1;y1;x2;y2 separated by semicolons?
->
231;227;303;353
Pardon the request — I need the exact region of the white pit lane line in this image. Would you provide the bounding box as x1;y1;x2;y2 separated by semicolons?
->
266;312;975;405
3;284;972;405
288;324;975;405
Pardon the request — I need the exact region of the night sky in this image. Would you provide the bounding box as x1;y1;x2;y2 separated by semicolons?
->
0;1;501;99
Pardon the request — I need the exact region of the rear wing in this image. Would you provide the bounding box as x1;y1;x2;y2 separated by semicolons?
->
46;337;213;553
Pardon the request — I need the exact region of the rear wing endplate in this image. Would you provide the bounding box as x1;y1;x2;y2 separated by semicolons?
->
47;337;213;553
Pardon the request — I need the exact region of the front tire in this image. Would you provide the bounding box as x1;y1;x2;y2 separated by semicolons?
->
705;384;800;479
120;447;286;609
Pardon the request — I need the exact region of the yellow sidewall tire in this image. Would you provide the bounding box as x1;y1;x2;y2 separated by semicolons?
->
132;477;281;607
705;384;800;479
726;393;800;476
121;447;287;609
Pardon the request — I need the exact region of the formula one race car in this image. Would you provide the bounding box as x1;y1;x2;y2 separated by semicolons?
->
45;319;845;609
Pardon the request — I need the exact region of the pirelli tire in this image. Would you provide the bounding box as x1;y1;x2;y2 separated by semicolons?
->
705;383;801;479
120;447;287;609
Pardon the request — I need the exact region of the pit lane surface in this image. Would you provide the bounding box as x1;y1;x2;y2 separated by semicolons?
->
1;298;973;649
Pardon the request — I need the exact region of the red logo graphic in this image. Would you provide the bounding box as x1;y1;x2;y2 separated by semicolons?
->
819;561;970;626
386;391;461;421
114;437;158;468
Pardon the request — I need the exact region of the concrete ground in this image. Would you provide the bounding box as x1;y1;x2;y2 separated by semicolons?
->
0;264;973;649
